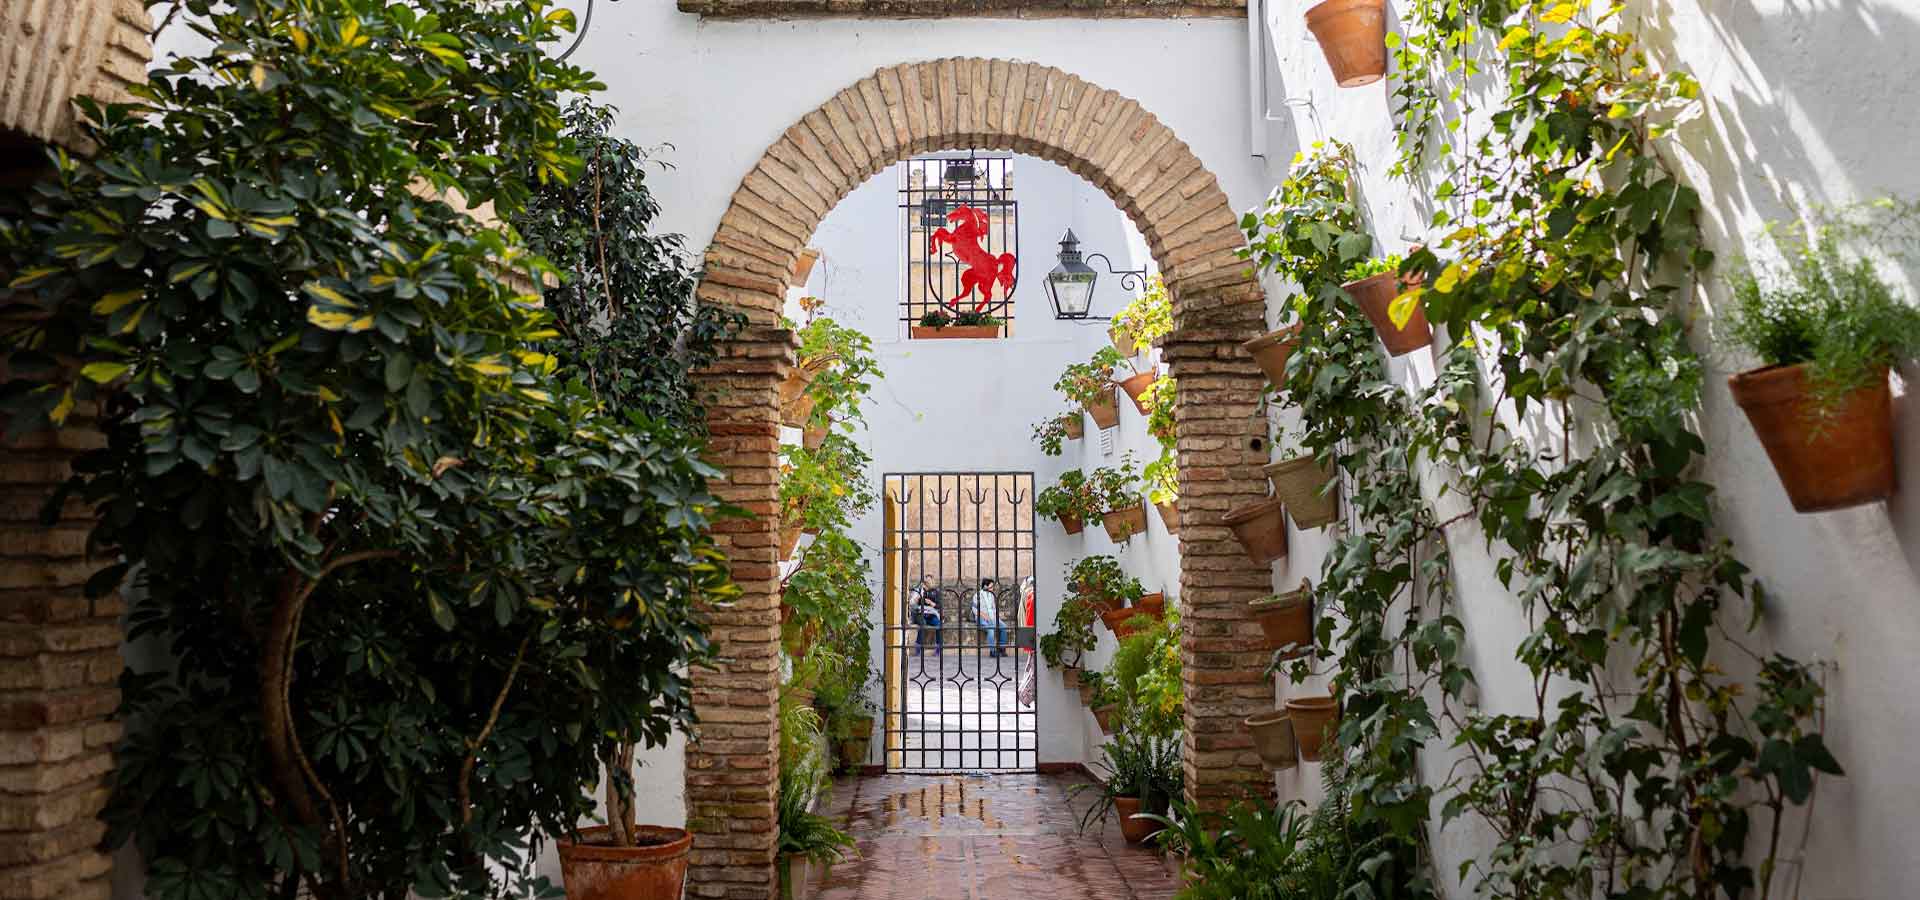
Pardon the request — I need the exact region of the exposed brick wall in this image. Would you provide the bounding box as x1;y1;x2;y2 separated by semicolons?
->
687;330;793;900
692;59;1271;893
678;0;1245;18
0;418;121;900
0;0;150;151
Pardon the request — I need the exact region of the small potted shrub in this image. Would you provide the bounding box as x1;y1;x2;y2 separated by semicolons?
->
910;306;1003;339
1344;254;1431;356
1724;215;1919;512
1143;378;1177;450
1284;695;1339;761
1222;497;1288;564
1241;321;1304;389
1146;458;1180;535
1250;582;1313;658
1031;413;1081;456
1264;428;1339;529
1092;454;1147;542
1036;469;1099;535
1070;729;1181;844
1304;0;1389;88
1055;347;1127;429
1113;276;1174;358
776;749;855;900
1244;710;1298;769
1066;556;1138;611
1077;669;1106;709
1040;598;1098;687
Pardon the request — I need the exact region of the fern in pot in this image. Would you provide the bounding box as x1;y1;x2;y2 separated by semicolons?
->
1725;204;1920;512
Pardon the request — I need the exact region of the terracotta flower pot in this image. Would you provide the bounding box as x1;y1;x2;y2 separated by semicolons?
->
1305;0;1389;88
1242;324;1304;389
1084;390;1120;429
1100;606;1148;638
557;825;693;900
1059;514;1085;536
1155;500;1180;534
801;424;827;450
1265;455;1339;529
1118;371;1157;415
836;735;871;770
1078;682;1096;707
793;247;821;284
1284;695;1339;762
1102;503;1147;542
1251;587;1312;657
1135;592;1166;618
1222;497;1288;564
1728;363;1895;512
779;524;804;560
1062;666;1082;689
1346;271;1431;356
1093;704;1118;735
779;853;822;900
910;324;1001;340
1113;795;1159;844
1111;323;1138;357
1064;414;1085;440
778;367;818;428
1245;710;1299;770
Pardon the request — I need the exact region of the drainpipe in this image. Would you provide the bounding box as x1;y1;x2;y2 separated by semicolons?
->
1248;0;1268;160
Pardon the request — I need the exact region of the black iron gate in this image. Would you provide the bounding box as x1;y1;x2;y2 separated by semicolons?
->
883;472;1038;773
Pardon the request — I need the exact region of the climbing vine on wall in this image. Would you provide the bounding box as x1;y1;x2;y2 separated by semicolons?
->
1249;2;1839;897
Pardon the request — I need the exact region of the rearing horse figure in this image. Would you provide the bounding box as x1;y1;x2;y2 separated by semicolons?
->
928;205;1016;312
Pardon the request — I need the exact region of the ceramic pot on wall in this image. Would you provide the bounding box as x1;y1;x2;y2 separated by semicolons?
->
1093;704;1118;735
1250;586;1312;657
1154;500;1180;534
1346;271;1431;356
1728;363;1896;512
1242;324;1303;389
910;324;1001;340
1102;503;1147;542
1304;0;1389;88
1084;389;1120;429
1245;710;1299;769
1111;323;1138;357
557;825;693;900
1264;456;1339;529
1222;497;1288;564
1118;371;1158;415
1285;696;1340;762
1063;414;1085;440
1059;514;1085;536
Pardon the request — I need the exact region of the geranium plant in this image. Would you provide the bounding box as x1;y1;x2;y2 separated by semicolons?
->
1088;453;1143;513
1113;275;1174;347
1035;469;1100;525
1053;345;1130;407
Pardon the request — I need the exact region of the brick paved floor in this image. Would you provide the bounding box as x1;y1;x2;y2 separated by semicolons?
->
808;773;1179;900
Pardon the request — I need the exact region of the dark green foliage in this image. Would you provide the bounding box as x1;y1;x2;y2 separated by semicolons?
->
0;2;731;897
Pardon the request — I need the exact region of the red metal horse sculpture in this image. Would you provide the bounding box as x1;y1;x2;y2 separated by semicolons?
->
927;205;1016;312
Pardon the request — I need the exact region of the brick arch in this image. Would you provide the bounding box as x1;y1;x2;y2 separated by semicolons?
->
687;58;1272;899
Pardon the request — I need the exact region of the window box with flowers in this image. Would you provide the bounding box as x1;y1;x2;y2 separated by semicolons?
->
910;308;1003;339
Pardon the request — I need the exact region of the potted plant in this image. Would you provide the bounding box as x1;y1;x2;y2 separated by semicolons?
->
1304;0;1389;88
911;307;1003;340
1284;695;1339;762
1344;254;1431;356
1113;276;1174;358
1055;347;1127;429
1143;377;1177;450
1031;413;1081;456
1222;497;1288;564
794;248;822;284
1250;582;1313;658
1245;710;1298;769
1092;454;1147;542
830;701;876;772
1265;428;1339;529
1078;668;1107;710
1143;454;1181;535
1100;608;1158;640
1070;729;1181;844
1242;322;1304;390
1118;367;1160;416
1036;469;1099;535
776;749;855;900
1134;592;1166;619
1066;555;1139;610
1090;676;1122;736
1041;598;1098;686
1724;216;1920;512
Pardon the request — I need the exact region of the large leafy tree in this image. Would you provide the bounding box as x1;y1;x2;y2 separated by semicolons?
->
0;2;729;897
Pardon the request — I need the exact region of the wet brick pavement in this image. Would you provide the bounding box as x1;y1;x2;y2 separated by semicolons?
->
809;773;1179;900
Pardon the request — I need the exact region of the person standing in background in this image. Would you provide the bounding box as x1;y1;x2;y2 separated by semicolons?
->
974;578;1005;657
911;574;942;660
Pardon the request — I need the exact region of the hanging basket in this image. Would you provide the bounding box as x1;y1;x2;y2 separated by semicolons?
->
1264;455;1339;529
1304;0;1389;88
1155;500;1180;534
1059;514;1085;536
1111;323;1139;357
1284;695;1339;761
1083;389;1120;429
1101;503;1148;542
1728;363;1895;512
1346;272;1431;356
1118;371;1158;415
1064;414;1085;440
1251;585;1312;658
1222;497;1289;564
1242;324;1304;390
1245;710;1299;770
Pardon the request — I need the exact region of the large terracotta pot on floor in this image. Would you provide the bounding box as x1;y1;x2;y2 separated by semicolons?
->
1265;455;1340;529
1346;271;1431;356
1113;795;1160;844
1285;696;1340;762
557;825;693;900
1223;497;1289;564
1728;363;1895;512
1245;710;1299;769
1084;389;1120;429
1242;324;1304;389
1305;0;1389;88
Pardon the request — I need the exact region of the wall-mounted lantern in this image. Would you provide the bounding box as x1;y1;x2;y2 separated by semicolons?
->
1043;228;1146;321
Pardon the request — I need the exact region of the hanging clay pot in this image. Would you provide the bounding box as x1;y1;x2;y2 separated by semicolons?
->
557;825;693;900
1264;455;1339;529
1155;500;1180;534
802;424;827;450
1304;0;1389;88
1135;592;1166;619
1728;363;1895;512
793;247;821;285
1077;681;1096;707
1093;704;1118;735
1084;389;1120;430
779;524;804;560
1284;695;1339;762
1250;585;1312;657
1113;795;1159;844
1111;323;1139;357
1102;503;1148;542
1064;414;1085;440
910;324;1001;340
1062;666;1082;690
1099;605;1145;638
1118;371;1158;415
1059;514;1085;536
1245;710;1299;770
1222;497;1289;564
778;369;817;429
1242;324;1304;389
1346;272;1431;356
